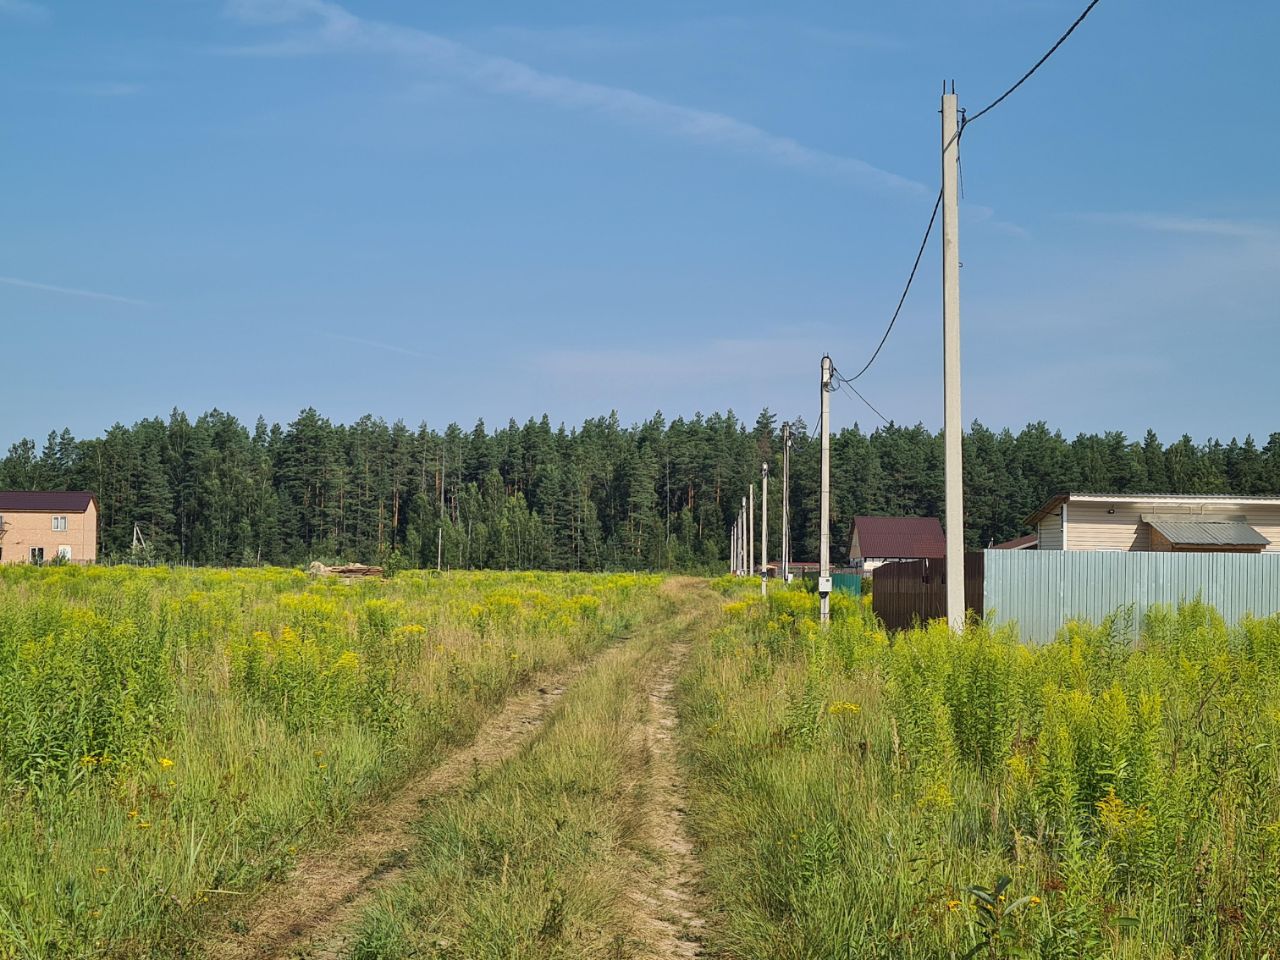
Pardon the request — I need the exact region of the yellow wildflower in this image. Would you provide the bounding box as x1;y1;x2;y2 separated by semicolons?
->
157;757;174;769
1029;896;1042;906
947;899;961;911
95;866;110;875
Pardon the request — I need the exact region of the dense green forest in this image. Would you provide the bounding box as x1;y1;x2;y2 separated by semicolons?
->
2;408;1278;569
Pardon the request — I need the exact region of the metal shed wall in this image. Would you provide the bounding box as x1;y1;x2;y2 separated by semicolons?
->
984;550;1280;643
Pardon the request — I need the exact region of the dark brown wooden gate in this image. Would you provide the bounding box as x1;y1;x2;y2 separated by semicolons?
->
870;553;984;632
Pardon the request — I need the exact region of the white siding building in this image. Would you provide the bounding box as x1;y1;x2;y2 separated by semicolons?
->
1027;493;1280;554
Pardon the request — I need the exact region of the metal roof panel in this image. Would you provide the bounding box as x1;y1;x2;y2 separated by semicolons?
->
851;515;946;560
1143;517;1270;547
0;490;96;513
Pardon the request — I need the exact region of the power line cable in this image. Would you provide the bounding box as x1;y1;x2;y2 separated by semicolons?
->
829;363;892;426
843;190;942;382
962;0;1102;129
848;0;1102;381
838;380;891;426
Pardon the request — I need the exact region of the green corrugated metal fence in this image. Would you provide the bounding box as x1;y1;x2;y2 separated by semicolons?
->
984;550;1280;643
831;572;862;596
799;571;862;595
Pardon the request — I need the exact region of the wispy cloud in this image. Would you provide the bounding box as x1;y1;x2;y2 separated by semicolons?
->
0;276;147;306
1074;212;1278;240
0;0;47;22
222;0;925;197
322;333;425;359
478;18;898;59
74;82;145;98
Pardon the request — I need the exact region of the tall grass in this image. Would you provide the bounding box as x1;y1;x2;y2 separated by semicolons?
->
346;587;697;960
0;565;659;959
682;580;1280;958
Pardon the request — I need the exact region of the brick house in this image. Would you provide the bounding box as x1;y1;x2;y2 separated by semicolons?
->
0;491;98;564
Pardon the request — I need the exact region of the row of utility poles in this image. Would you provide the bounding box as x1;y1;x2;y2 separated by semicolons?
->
728;89;966;631
727;426;793;598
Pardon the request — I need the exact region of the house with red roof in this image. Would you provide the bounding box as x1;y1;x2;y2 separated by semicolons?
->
847;515;945;573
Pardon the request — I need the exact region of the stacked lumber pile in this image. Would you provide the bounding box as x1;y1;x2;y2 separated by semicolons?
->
308;561;385;578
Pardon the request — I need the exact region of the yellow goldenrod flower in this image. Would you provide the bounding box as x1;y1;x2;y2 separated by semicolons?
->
128;809;139;819
157;757;174;769
947;899;961;911
1029;896;1042;906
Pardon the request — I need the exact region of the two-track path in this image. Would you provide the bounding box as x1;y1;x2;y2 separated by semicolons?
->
623;628;708;958
206;578;714;960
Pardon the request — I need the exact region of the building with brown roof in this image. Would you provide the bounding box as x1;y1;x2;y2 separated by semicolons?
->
992;533;1039;550
0;491;98;564
847;515;946;573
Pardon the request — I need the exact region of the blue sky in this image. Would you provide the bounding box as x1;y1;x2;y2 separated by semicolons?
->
1;0;1277;448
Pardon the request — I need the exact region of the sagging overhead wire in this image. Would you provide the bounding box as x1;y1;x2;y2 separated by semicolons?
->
847;0;1103;381
829;361;892;426
844;189;942;383
962;0;1103;129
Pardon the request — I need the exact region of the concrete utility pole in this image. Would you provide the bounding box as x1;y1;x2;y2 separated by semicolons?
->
819;355;833;625
437;526;443;572
740;497;748;575
781;422;791;583
760;462;769;597
737;514;747;576
941;87;966;631
748;483;755;576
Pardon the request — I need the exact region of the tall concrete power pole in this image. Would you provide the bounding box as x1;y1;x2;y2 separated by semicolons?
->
780;423;791;583
941;89;966;631
737;513;744;575
819;355;833;625
741;496;748;575
732;514;742;576
748;484;755;576
760;462;769;597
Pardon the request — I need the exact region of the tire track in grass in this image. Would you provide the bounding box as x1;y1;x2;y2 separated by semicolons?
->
624;631;708;959
205;637;633;960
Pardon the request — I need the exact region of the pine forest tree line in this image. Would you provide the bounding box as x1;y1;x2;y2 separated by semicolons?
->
3;408;1279;570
